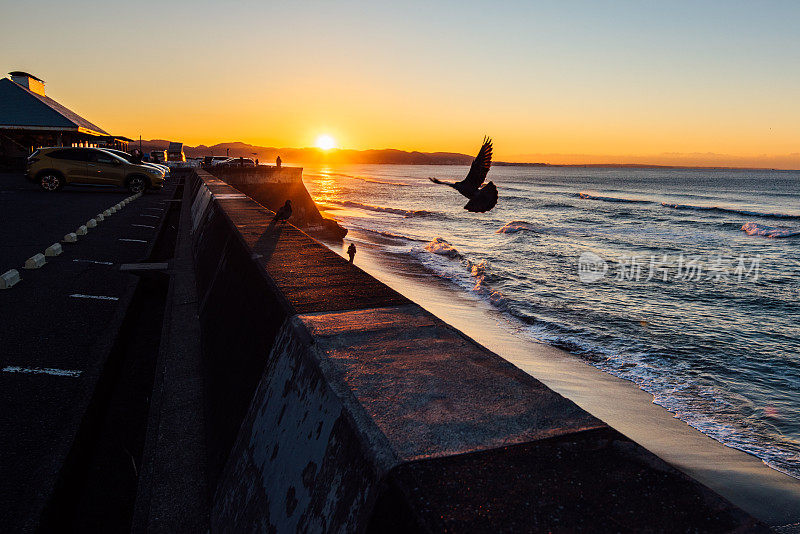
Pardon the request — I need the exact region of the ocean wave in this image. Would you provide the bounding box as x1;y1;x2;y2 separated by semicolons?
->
331;200;435;218
539;202;576;209
307;171;410;186
578;191;652;204
497;221;537;234
424;237;461;258
416;242;505;304
662;202;800;220
514;320;800;479
741;222;800;238
353;176;410;186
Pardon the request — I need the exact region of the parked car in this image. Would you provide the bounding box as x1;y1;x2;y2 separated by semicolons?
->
26;147;165;193
103;148;170;177
150;150;167;163
215;157;255;167
207;156;232;166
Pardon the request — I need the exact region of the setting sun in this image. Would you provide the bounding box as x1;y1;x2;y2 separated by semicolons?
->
315;135;336;150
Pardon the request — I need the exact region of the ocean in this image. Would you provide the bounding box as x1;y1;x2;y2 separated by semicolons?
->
302;164;800;479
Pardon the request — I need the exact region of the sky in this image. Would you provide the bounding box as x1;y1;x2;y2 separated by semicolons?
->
1;0;798;167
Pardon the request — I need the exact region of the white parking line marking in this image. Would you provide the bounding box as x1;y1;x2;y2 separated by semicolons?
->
73;259;114;265
2;366;82;378
144;207;164;211
132;224;155;228
119;238;148;243
140;214;159;219
69;294;119;301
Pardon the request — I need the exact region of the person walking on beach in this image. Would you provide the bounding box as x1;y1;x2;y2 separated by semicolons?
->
276;155;282;169
347;243;356;263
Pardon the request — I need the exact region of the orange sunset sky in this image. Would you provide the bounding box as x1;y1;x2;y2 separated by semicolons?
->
1;1;798;168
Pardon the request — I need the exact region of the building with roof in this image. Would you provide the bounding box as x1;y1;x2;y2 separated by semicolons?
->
0;71;131;169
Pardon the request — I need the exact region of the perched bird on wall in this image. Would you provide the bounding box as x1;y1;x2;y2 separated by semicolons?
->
272;200;292;224
429;137;498;212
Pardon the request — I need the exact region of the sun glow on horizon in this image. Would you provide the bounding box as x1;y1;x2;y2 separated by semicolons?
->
316;135;336;150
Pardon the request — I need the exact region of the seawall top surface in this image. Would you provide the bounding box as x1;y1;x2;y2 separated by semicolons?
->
193;171;408;314
298;305;604;462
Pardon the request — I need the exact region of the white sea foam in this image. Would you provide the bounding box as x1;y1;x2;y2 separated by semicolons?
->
741;222;800;238
424;237;461;258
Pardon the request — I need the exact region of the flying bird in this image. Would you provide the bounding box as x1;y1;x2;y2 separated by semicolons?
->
272;199;292;224
429;137;498;212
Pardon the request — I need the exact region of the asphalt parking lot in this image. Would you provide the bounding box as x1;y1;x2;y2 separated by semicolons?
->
0;173;176;530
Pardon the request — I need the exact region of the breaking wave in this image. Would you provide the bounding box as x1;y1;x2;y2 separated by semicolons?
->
332;200;435;218
497;221;537;234
662;203;800;220
741;222;800;238
578;191;652;203
423;237;461;258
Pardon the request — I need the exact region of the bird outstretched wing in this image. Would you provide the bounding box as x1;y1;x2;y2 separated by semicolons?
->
457;136;493;195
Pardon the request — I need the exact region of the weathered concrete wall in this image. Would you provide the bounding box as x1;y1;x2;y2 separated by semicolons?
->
188;170;765;532
208;165;347;238
210;165;303;185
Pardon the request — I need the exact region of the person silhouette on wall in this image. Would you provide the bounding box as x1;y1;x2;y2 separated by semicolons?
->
276;155;282;169
347;243;356;263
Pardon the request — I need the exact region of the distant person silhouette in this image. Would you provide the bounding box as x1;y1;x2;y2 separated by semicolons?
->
255;158;259;166
276;155;282;169
272;200;292;224
131;148;143;164
347;243;356;263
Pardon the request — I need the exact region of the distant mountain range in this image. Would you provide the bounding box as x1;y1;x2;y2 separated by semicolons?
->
135;140;478;165
132;140;787;170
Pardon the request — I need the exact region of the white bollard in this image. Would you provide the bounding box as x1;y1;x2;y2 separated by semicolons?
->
86;219;97;228
63;233;78;243
96;213;105;222
24;253;46;269
0;269;21;289
110;207;118;214
103;209;113;216
44;243;63;257
76;225;88;236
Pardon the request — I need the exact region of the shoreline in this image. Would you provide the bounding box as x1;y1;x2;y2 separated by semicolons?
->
321;225;800;527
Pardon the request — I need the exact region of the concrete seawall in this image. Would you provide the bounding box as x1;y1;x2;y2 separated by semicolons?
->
209;165;346;238
189;169;764;532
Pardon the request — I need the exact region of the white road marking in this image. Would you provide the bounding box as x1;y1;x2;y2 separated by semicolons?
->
132;224;155;228
69;293;119;301
2;366;82;378
119;238;147;243
119;262;169;271
144;207;164;211
73;259;113;265
140;214;159;219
